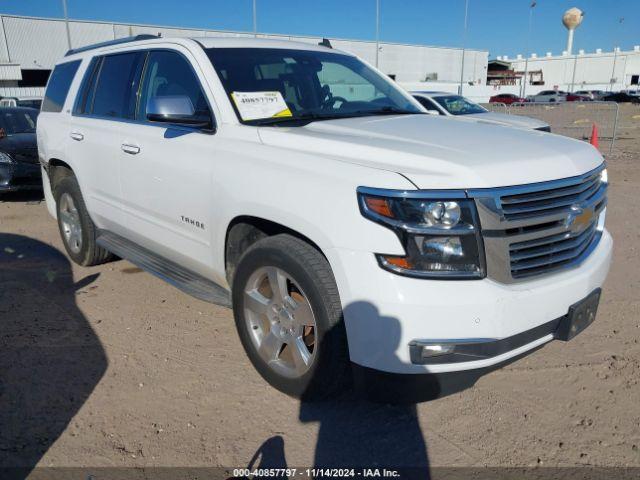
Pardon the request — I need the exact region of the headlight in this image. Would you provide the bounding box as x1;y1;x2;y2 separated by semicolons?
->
0;152;14;164
358;188;485;279
600;168;608;184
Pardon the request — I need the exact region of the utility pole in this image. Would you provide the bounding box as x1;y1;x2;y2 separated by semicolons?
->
521;1;536;98
570;52;579;92
253;0;257;37
609;17;624;91
61;0;71;50
458;0;469;95
375;0;380;68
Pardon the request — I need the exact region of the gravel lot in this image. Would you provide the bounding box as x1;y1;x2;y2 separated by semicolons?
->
1;105;639;476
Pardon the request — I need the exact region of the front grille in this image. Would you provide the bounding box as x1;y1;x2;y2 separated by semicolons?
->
509;220;598;278
471;165;607;283
500;169;602;220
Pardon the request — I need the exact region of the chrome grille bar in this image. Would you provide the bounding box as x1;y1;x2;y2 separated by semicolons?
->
501;173;602;220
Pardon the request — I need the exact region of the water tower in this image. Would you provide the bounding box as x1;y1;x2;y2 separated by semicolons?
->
563;7;584;55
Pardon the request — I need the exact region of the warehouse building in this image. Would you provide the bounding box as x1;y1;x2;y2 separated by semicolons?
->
495;47;640;93
0;14;488;98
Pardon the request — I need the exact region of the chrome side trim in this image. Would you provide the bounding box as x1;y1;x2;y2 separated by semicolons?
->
96;230;231;308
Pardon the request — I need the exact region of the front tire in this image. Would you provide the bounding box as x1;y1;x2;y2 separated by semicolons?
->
232;234;351;400
54;175;113;266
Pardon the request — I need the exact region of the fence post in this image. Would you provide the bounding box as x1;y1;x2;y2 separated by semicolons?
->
609;102;619;156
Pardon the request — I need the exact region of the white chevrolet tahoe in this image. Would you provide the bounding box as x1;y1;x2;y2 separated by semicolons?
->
37;36;612;400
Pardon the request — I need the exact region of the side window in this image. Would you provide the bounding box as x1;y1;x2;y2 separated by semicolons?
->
74;56;101;115
137;50;211;122
91;52;145;119
42;60;81;113
415;96;441;113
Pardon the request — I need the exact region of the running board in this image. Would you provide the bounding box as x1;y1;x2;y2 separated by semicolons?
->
96;230;231;308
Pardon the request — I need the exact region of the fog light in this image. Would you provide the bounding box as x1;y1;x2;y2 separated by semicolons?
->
410;342;456;360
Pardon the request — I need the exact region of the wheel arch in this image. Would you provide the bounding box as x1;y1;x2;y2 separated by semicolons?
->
224;215;328;284
47;158;75;191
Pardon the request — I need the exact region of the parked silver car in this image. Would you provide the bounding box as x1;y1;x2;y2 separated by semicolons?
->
526;90;568;103
412;91;551;132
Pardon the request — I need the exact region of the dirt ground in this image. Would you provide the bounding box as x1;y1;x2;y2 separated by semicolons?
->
1;105;639;476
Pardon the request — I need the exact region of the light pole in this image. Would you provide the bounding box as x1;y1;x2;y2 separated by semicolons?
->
521;1;536;98
609;17;624;91
61;0;72;50
375;0;380;68
253;0;257;37
570;51;579;92
458;0;469;95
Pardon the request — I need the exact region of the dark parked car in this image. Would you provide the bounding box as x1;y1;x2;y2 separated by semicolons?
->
566;93;592;102
0;107;41;193
601;92;640;104
489;93;526;105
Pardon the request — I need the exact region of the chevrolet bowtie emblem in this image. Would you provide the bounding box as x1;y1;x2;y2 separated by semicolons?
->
565;205;595;232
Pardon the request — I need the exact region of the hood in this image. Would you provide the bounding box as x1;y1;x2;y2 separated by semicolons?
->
463;111;549;130
257;115;603;189
0;133;38;164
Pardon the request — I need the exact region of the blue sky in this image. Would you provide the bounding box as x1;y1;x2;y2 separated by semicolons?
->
1;0;637;58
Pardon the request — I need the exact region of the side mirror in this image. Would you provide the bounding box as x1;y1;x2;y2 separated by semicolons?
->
146;96;211;128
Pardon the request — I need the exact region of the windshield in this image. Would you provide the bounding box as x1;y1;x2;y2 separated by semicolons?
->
432;95;487;115
205;48;422;125
0;109;37;134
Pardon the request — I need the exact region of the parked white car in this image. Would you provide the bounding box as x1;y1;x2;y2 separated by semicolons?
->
0;96;43;109
526;90;568;103
412;91;551;132
37;36;611;400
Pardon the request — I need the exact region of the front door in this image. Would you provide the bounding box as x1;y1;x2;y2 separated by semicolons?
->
118;48;217;277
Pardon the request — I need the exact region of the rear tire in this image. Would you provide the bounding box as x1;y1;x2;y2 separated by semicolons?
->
54;175;113;266
232;234;351;400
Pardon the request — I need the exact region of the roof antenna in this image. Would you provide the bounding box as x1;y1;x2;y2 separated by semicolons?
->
319;38;333;49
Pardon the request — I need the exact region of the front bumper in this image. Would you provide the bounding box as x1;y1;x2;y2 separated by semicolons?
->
0;162;42;192
326;229;612;375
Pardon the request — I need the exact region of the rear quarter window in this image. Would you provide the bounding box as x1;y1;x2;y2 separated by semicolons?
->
42;60;81;113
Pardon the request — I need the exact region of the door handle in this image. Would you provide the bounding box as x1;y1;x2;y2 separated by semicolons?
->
121;143;141;155
70;132;84;141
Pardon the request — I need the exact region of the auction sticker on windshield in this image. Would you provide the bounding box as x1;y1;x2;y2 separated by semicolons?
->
231;91;292;121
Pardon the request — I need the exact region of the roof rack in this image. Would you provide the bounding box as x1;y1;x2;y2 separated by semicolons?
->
65;34;160;57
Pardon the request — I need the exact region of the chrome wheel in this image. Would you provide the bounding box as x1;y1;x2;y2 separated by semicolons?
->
244;266;317;378
59;192;83;254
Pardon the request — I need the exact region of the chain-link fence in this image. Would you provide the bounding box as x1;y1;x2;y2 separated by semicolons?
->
477;101;619;155
480;102;508;114
508;102;619;155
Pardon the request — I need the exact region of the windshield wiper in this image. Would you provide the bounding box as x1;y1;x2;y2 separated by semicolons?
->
349;106;424;116
250;112;356;127
250;107;423;127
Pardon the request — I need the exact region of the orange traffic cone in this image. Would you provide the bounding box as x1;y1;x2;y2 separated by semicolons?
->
590;123;599;149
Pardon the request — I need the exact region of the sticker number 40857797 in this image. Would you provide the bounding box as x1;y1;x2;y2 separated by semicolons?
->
231;91;292;121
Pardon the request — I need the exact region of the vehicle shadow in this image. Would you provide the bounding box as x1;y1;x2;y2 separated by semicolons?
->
0;233;107;480
243;301;538;477
300;302;431;477
244;303;434;478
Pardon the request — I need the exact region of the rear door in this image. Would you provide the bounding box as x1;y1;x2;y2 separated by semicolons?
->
118;48;217;277
68;51;145;233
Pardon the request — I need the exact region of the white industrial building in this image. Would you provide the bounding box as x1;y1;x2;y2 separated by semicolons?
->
0;14;488;98
504;47;640;92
